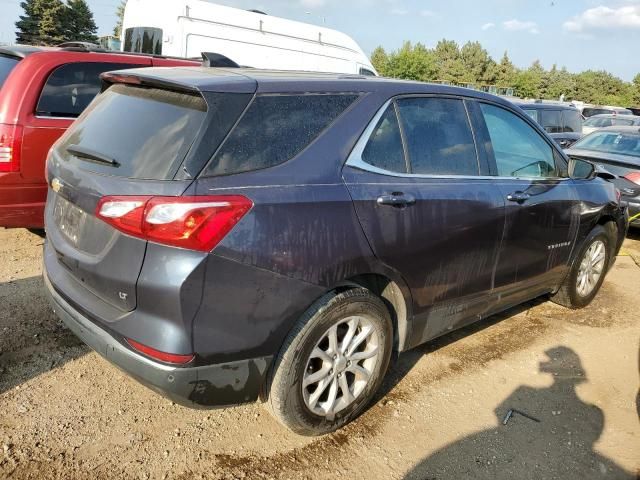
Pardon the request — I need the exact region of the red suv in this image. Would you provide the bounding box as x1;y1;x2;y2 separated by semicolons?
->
0;45;199;229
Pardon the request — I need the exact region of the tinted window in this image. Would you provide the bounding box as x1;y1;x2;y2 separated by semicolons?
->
562;110;582;133
37;62;146;118
0;55;19;90
613;118;635;126
480;103;556;178
57;84;207;179
540;110;562;133
124;27;163;55
523;108;539;122
361;105;406;173
573;131;640;158
583;108;611;118
396;97;478;175
204;94;358;176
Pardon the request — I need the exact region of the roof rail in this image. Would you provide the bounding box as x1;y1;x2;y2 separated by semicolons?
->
201;52;240;68
57;41;106;52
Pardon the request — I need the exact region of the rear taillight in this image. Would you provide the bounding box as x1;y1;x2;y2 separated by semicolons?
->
96;195;252;252
126;338;195;364
0;124;23;173
624;172;640;185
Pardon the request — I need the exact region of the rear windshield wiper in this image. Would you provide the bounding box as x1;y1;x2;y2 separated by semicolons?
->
66;145;120;167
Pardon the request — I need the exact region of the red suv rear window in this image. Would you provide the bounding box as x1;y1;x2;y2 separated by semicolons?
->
0;55;20;91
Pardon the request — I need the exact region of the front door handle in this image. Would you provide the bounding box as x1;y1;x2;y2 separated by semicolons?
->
376;192;416;208
507;191;530;203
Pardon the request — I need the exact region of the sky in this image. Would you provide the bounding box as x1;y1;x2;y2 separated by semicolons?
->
0;0;639;81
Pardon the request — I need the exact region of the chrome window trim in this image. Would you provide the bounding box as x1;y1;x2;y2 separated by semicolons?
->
346;97;569;182
35;115;78;121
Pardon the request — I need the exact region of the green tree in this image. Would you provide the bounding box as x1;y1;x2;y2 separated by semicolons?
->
433;39;465;83
460;41;491;84
370;46;389;76
64;0;98;42
495;51;516;87
36;0;67;44
514;60;545;98
114;0;126;37
631;73;640;106
385;42;437;81
15;0;42;44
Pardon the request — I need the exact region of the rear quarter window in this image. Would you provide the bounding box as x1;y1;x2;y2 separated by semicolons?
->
0;55;20;90
37;62;146;118
202;93;359;176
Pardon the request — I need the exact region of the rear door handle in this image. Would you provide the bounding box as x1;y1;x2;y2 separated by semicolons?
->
506;191;530;203
376;193;416;207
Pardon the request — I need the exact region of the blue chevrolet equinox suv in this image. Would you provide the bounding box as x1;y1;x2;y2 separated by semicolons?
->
43;67;627;435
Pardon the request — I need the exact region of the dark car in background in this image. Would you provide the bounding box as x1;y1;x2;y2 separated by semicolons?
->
515;102;583;149
44;67;626;435
582;106;633;118
0;45;198;229
567;126;640;227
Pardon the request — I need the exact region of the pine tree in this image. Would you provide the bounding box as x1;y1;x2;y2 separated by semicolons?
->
114;1;126;37
64;0;98;42
15;0;42;45
36;0;67;45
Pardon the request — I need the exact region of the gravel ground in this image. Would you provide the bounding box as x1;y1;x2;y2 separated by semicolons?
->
0;227;639;480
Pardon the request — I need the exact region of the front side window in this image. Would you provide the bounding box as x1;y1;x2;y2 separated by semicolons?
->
361;105;406;173
203;94;358;176
540;110;562;133
124;27;163;55
396;97;478;175
480;103;557;178
37;62;146;118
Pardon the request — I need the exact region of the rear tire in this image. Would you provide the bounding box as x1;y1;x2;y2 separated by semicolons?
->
266;288;393;436
551;224;614;309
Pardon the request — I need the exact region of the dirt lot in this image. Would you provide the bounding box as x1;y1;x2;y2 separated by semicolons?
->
0;228;638;480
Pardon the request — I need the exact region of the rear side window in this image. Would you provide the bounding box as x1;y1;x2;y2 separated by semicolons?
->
540;110;562;133
203;94;358;176
0;55;19;90
562;110;582;133
37;62;146;118
361;104;406;173
396;97;478;175
57;84;207;180
480;103;556;178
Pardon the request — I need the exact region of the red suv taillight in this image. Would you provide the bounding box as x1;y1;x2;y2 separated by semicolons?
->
0;124;23;173
96;195;253;252
624;172;640;185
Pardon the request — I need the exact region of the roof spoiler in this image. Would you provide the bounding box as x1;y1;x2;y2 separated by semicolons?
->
201;52;240;68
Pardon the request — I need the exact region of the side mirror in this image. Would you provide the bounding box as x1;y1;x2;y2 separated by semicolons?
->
568;158;595;180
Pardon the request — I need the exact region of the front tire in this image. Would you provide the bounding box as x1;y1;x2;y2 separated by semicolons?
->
551;224;614;309
266;288;393;436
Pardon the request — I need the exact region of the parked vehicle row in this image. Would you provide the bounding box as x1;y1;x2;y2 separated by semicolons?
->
42;65;627;435
516;101;583;148
567;127;640;227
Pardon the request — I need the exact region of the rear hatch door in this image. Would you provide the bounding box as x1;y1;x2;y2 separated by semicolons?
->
46;80;214;313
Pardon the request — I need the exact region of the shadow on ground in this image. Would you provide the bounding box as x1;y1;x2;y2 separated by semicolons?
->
0;275;88;394
403;346;635;480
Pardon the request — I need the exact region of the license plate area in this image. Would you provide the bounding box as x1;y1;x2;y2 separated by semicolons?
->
53;195;87;246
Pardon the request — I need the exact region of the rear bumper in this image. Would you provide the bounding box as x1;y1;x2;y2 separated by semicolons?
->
43;269;271;408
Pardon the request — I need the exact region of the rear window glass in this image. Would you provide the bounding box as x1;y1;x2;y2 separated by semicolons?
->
203;94;358;176
0;55;19;90
57;84;207;179
37;62;146;118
